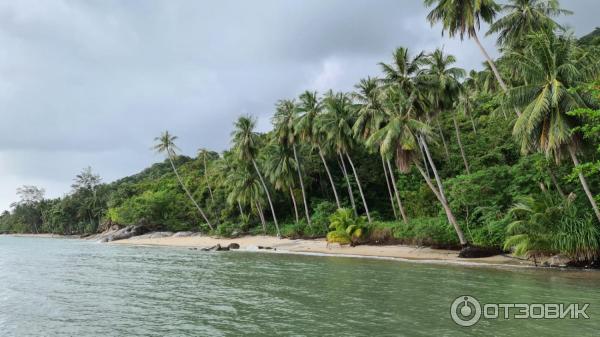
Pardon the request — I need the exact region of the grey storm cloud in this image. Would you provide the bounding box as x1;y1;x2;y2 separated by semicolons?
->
0;0;598;210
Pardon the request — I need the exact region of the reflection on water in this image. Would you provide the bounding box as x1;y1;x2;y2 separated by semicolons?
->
0;236;599;336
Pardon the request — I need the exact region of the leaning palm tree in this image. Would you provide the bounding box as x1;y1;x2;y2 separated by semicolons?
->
507;32;600;222
352;77;402;221
423;0;508;92
380;47;433;177
263;142;301;224
226;163;267;233
296;91;341;208
273;99;311;225
153;131;213;230
318;91;372;223
197;148;215;205
424;48;470;174
231;116;281;237
487;0;572;48
456;85;478;134
367;86;468;246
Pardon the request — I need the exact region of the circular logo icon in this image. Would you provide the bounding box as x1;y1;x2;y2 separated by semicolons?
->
451;295;482;327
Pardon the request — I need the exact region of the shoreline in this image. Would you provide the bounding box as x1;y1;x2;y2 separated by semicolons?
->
112;235;537;268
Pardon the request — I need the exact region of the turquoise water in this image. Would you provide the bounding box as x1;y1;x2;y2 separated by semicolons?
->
1;236;599;336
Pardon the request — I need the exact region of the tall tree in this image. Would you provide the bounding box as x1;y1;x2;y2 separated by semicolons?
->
424;49;470;174
231;116;281;237
508;32;600;222
263;143;300;224
273;99;312;225
153;131;213;230
225;161;266;233
296;91;341;208
352;77;403;220
380;47;433;178
487;0;572;48
72;166;103;229
319;91;372;223
424;0;508;92
197;148;215;204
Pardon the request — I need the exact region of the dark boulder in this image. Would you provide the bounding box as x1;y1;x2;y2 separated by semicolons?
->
201;244;230;251
459;246;503;258
228;243;240;250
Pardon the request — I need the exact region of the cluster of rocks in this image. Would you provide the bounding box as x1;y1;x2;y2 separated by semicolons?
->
86;225;149;243
85;224;202;243
541;254;572;268
198;243;241;251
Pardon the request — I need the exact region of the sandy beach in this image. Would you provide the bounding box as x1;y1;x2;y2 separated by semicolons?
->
113;235;534;268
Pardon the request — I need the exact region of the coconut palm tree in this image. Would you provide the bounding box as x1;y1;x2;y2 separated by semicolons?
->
367;86;468;245
352;77;403;221
380;47;432;177
424;48;470;174
456;85;478;134
424;0;508;92
379;47;427;92
197;148;215;204
225;162;267;233
296;91;341;208
153;131;213;230
263;142;300;224
318;91;372;223
273;99;311;225
507;32;600;222
487;0;572;48
231;116;281;237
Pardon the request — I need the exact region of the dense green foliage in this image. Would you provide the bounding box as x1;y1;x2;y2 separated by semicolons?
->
2;1;599;262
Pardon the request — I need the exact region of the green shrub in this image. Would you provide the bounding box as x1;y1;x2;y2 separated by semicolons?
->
326;208;369;245
469;207;511;248
392;217;460;248
311;201;338;230
302;222;328;238
214;222;240;237
326;230;352;245
368;221;397;244
280;222;306;238
504;193;600;261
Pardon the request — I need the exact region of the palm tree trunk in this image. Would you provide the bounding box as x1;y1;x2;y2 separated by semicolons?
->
252;159;280;237
468;111;477;134
290;187;299;224
338;152;357;214
568;145;600;223
472;31;508;92
345;153;371;223
319;146;341;208
203;153;214;204
472;32;522;118
419;136;447;203
238;201;244;218
548;168;566;199
414;163;468;246
453;117;470;174
293;145;311;225
168;155;213;230
255;201;266;234
436;118;450;160
387;159;408;224
419;139;432;179
382;156;398;220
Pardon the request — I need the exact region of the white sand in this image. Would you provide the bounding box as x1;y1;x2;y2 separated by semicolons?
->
113;235;534;267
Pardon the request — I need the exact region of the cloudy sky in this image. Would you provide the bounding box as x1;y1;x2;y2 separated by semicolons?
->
0;0;597;211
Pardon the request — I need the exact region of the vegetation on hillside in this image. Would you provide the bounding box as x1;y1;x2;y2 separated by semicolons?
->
2;0;599;262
